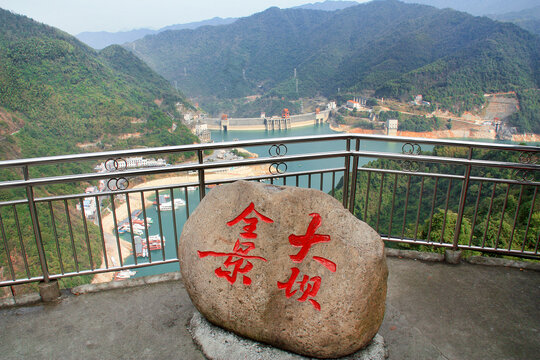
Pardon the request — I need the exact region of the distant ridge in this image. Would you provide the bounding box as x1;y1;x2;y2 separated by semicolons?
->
399;0;539;16
488;5;540;35
76;1;361;49
293;0;359;11
76;17;237;49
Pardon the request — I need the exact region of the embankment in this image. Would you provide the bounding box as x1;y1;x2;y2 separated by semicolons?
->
330;124;539;143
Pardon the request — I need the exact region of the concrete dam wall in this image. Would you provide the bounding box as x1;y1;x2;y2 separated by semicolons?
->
202;110;330;131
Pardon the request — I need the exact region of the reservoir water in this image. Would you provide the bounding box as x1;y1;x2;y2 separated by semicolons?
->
120;124;424;277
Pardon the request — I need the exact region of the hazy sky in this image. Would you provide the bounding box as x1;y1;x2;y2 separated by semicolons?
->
0;0;365;35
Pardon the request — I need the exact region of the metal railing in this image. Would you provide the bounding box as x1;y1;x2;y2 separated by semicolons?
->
0;134;538;288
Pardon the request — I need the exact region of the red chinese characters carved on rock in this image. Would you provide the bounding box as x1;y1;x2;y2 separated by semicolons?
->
197;202;273;285
278;213;337;311
277;268;322;310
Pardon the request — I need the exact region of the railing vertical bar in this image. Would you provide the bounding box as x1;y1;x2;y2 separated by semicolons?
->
79;197;95;270
348;139;361;213
452;148;473;249
13;205;31;277
481;183;498;248
184;187;190;220
342;138;351;209
24;166;49;282
426;177;439;242
376;173;385;234
140;191;151;263
308;174;312;189
48;201;64;274
296;175;299;188
170;188;179;257
388;174;398;238
109;194;123;267
331;172;335;197
439;179;453;244
469;182;483;247
494;184;511;249
155;190;166;260
94;196;108;269
509;185;524;252
534;232;539;254
522;187;537;252
320;173;324;191
363;172;372;222
414;177;425;241
125;194;137;266
401;175;412;240
0;211;16;280
197;150;206;201
64;199;79;272
284;176;287;186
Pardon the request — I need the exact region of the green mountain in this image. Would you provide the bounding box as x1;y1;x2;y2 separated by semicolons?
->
126;0;540;131
128;6;336;99
127;1;443;99
0;8;197;164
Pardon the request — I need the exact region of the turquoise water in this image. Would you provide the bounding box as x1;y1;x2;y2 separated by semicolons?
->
122;124;526;277
211;124;403;177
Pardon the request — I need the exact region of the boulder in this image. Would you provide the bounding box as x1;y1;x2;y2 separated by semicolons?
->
179;180;387;358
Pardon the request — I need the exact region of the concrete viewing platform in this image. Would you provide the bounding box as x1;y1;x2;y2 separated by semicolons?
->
1;256;539;360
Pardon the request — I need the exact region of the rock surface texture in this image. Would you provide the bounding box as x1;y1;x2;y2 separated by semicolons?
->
179;181;388;358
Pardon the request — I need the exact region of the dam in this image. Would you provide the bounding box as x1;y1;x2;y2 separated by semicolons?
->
201;109;330;131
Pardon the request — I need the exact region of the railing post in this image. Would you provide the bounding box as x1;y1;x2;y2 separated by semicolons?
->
23;166;50;283
452;148;473;251
342;138;351;209
197;150;206;201
348;138;361;213
24;166;60;300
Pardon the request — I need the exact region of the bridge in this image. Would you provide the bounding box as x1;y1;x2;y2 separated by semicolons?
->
202;109;329;131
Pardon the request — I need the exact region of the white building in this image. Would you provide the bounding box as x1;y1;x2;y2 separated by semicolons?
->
125;157;167;168
327;101;337;110
346;100;361;110
387;119;398;136
195;123;211;143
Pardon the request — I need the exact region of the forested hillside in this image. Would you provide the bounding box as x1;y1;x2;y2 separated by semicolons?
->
336;146;539;256
0;7;197;166
0;8;199;292
127;0;540;131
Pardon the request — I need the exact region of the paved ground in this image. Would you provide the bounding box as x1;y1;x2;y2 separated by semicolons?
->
1;257;539;360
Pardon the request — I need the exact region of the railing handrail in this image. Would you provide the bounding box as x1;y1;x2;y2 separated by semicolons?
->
1;149;538;192
1;134;538;170
0;151;349;190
